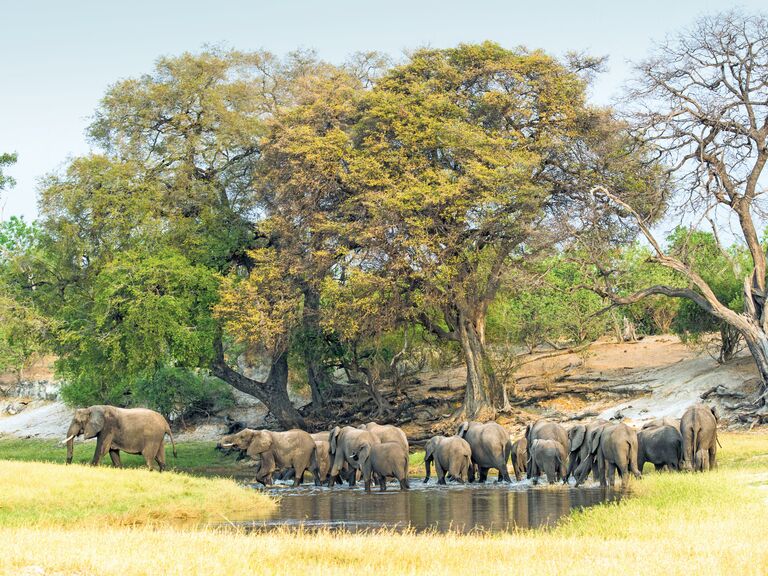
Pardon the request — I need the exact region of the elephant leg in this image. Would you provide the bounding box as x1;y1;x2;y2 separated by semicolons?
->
108;449;122;468
436;461;446;485
91;433;113;466
605;461;616;488
709;444;717;470
499;461;511;483
478;467;489;483
155;440;166;472
292;467;303;487
379;475;387;491
141;443;160;471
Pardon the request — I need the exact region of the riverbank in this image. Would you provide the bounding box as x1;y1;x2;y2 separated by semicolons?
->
1;433;766;574
0;460;275;528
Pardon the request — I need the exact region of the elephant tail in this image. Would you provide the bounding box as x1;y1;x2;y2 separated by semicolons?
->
627;436;641;478
504;438;513;467
310;444;319;472
166;425;177;459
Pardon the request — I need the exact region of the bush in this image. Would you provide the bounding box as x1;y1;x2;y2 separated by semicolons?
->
134;367;233;423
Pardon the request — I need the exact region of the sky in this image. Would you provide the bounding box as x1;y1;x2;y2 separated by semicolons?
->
0;0;763;222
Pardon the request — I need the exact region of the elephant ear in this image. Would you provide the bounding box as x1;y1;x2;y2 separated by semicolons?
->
589;428;604;455
570;426;586;452
524;424;532;444
424;439;435;462
329;426;341;454
246;431;272;459
457;422;469;438
357;443;371;466
84;407;105;439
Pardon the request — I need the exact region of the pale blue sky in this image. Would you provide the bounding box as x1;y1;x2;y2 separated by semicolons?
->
0;0;761;221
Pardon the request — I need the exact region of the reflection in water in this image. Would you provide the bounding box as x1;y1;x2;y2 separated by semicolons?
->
229;481;623;533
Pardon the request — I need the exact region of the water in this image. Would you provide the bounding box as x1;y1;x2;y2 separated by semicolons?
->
226;479;623;533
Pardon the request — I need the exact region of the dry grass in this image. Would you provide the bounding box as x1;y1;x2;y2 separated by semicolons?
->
1;433;766;575
0;460;275;528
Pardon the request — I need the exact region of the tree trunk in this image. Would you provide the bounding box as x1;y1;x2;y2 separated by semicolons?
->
211;337;305;429
741;328;768;405
301;287;328;412
457;313;497;419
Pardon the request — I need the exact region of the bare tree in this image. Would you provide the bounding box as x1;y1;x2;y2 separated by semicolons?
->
593;11;768;409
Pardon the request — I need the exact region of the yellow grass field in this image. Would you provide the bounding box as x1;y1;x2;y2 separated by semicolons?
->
1;432;767;575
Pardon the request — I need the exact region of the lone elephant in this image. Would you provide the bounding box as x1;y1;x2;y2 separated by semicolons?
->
423;435;472;484
218;428;317;486
457;421;511;482
64;405;176;471
680;404;719;472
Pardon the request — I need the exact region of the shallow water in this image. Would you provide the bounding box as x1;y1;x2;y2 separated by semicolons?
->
225;479;623;533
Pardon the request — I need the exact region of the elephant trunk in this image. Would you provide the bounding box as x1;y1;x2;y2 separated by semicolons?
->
64;422;80;464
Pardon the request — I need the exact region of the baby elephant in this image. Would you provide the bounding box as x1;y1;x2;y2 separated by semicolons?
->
423;435;472;484
529;439;567;485
353;441;410;492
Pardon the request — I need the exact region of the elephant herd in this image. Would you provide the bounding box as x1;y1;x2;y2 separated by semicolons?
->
60;403;720;492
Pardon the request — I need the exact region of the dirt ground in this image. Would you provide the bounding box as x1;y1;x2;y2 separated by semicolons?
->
0;335;761;441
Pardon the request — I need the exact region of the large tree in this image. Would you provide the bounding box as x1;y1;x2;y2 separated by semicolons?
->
349;43;606;418
39;50;317;427
592;12;768;409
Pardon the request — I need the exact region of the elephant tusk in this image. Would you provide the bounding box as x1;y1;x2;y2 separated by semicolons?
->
220;443;234;448
61;434;75;444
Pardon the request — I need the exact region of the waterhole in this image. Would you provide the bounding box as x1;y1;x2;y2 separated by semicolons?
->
223;479;622;533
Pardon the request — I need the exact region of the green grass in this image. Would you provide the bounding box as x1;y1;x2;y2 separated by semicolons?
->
0;437;241;474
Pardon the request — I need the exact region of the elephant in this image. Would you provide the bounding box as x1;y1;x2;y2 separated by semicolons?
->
577;422;641;489
525;419;568;480
358;422;409;452
63;405;176;471
528;439;567;484
510;436;528;481
637;424;683;472
218;428;317;487
567;419;608;483
423;435;472;484
310;432;333;486
457;421;512;482
680;404;719;472
352;441;410;492
329;425;381;487
641;417;681;430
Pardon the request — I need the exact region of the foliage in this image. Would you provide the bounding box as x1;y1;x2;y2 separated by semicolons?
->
0;152;16;193
134;367;234;422
58;249;220;409
0;217;51;380
487;257;609;352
